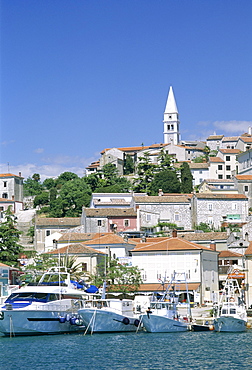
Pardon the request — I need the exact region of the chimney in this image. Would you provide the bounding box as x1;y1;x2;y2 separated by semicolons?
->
172;229;177;238
158;189;163;196
210;240;216;251
19;172;22;177
248;126;252;136
12;195;15;200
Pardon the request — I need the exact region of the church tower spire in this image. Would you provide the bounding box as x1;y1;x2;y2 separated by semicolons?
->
163;86;180;145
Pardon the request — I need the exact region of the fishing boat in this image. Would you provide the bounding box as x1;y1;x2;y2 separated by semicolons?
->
140;272;191;333
78;282;141;333
0;267;96;336
213;278;247;332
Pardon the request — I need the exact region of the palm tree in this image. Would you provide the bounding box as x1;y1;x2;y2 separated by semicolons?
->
59;255;84;281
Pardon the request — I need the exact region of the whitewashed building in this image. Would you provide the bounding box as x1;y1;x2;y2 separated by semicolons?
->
131;231;219;305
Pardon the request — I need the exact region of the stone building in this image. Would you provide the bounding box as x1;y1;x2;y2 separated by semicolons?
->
133;194;193;231
191;193;248;229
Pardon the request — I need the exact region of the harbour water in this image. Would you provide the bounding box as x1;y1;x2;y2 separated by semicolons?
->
1;331;252;369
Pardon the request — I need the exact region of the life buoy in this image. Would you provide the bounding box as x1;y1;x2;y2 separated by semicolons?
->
122;317;130;325
134;319;140;327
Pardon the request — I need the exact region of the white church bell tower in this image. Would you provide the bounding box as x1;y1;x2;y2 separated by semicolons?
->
163;86;180;145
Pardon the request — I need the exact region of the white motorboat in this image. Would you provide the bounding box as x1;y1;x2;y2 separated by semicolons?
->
213;278;247;332
0;267;94;336
140;272;191;333
78;298;141;333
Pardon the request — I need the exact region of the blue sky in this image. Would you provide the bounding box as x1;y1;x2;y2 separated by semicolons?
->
1;0;252;180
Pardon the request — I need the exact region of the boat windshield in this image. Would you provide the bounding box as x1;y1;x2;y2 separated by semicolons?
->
5;292;60;303
222;308;236;315
150;302;175;310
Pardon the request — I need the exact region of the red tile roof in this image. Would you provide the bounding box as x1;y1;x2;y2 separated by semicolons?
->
235;175;252;180
47;243;104;255
219;149;241;154
86;233;127;245
0;173;23;178
131;237;216;252
209;157;224;163
219;250;242;258
245;242;252;255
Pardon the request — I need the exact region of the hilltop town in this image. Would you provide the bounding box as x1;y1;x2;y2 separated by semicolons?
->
1;86;252;309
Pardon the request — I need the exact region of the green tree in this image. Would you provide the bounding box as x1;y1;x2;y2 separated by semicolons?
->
90;257;142;296
49;178;92;217
107;263;142;296
195;222;212;232
49;187;57;203
0;207;23;266
102;163;119;186
84;173;102;192
192;155;206;163
33;191;49;208
156;222;177;231
180;162;193;193
43;178;56;190
24;175;44;196
55;172;79;189
149;169;181;195
157;148;173;171
94;177;131;193
133;152;157;193
32;173;41;182
123;154;135;175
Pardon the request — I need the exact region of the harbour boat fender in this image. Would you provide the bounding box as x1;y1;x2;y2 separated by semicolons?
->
209;325;214;331
75;318;84;326
59;316;66;323
134;319;140;327
65;314;71;322
70;317;77;325
122;317;130;325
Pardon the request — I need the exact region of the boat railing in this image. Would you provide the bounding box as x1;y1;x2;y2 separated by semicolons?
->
27;299;85;312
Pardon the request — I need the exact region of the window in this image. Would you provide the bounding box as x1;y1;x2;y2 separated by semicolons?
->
3;181;7;188
82;263;87;272
226;156;230;161
218;175;223;179
226;165;231;171
226;175;231;179
169;115;172;119
218;165;223;170
97;220;102;226
245;186;249;192
2;193;7;198
124;219;129;227
174;214;179;221
146;214;151;221
171;124;174;130
232;203;237;211
46;230;50;237
199;171;202;174
167;125;170;130
208;203;213;211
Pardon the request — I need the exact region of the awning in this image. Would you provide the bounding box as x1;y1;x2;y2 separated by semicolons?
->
137;282;200;293
228;269;245;279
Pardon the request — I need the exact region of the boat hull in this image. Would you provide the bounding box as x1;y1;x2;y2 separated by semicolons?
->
214;317;247;332
0;310;85;336
78;309;140;333
141;314;188;333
